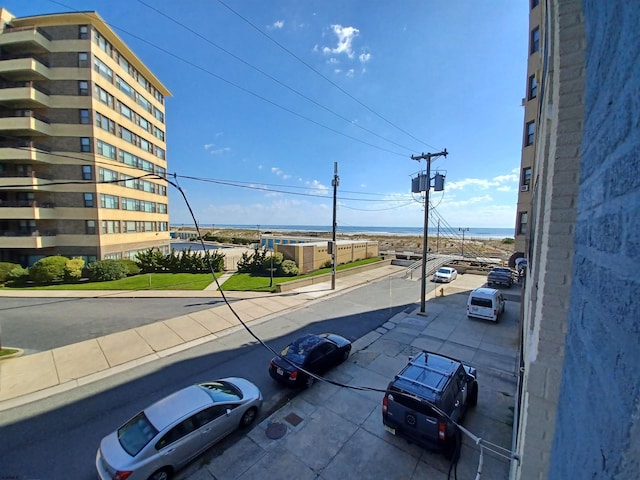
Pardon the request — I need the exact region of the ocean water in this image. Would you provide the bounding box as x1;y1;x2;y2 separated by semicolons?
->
174;224;515;240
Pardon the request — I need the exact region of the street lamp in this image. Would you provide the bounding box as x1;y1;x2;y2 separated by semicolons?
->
269;247;274;287
459;227;469;257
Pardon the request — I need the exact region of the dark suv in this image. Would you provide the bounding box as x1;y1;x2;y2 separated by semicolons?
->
382;351;478;458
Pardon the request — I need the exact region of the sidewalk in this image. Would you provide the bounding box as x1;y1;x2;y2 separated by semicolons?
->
188;272;520;480
0;267;520;480
0;264;406;410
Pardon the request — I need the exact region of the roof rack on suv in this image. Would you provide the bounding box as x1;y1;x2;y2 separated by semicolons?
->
395;374;441;393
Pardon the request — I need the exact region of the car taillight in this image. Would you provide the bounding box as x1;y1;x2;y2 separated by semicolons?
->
382;395;388;414
438;420;446;441
114;471;133;480
289;371;298;380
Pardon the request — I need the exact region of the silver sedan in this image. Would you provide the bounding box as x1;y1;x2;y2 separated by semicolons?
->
96;378;263;480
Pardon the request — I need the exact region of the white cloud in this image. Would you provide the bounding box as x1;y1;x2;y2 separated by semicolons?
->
446;173;518;191
204;144;230;155
359;52;371;63
268;20;284;30
496;186;512;192
322;24;359;59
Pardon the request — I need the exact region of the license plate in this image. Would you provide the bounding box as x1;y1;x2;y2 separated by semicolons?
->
276;368;283;376
384;425;396;435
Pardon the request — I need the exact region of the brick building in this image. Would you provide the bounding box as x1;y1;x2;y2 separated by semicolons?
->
0;8;171;266
513;1;640;479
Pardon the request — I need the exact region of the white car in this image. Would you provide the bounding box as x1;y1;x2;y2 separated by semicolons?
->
433;267;458;283
96;378;262;480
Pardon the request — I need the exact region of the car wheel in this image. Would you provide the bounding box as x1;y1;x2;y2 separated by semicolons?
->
341;348;350;362
468;381;479;408
240;407;257;428
304;374;315;388
147;468;172;480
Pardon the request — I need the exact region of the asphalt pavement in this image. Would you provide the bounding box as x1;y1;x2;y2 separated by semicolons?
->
0;264;520;479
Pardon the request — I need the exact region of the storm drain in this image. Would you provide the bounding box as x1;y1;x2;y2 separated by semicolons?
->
265;421;287;439
284;412;303;427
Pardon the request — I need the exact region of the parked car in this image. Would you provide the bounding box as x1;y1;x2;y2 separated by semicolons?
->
467;287;506;322
382;351;478;459
96;378;263;480
487;266;513;288
432;267;458;283
269;333;351;387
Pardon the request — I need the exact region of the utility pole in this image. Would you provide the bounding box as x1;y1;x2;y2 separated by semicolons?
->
459;227;469;257
436;218;440;253
411;150;448;314
331;162;339;290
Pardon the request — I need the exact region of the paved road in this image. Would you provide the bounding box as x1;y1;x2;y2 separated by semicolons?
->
0;276;423;480
0;297;227;353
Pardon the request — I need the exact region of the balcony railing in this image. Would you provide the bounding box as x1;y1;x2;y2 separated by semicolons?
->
0;230;57;237
0;139;51;152
0;110;50;123
0;54;50;68
0;200;55;208
0;80;50;95
4;25;53;41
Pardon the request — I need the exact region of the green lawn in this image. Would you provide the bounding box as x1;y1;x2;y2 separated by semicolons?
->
5;257;383;292
221;257;382;292
11;273;216;291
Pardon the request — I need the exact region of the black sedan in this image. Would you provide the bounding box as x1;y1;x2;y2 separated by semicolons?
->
269;333;352;387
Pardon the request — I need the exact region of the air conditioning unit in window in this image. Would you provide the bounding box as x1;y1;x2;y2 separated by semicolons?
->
520;185;530;192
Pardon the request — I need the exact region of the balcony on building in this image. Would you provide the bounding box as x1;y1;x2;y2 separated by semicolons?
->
0;109;50;135
0;139;52;163
0;228;57;248
0;54;50;81
0;25;52;54
0;80;50;108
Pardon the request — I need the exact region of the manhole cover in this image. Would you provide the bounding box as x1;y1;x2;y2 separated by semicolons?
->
284;412;303;427
265;421;287;439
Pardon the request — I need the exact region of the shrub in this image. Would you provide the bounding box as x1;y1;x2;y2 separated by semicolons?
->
30;256;68;284
87;259;127;282
501;237;515;244
321;260;332;269
8;266;29;286
119;259;141;276
280;260;299;276
64;258;85;282
0;262;21;283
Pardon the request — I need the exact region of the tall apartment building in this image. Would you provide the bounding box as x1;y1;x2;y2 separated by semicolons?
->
0;8;171;266
514;0;542;257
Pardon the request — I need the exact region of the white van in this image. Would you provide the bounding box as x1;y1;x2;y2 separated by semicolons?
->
467;287;505;322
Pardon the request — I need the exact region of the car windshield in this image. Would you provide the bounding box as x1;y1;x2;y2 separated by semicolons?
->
281;335;320;364
437;268;451;274
118;412;158;457
198;381;242;402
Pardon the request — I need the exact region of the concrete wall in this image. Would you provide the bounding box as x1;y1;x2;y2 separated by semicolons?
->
548;2;640;478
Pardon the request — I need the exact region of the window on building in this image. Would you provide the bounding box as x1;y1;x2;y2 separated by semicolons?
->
78;52;89;67
82;165;92;180
79;25;89;39
84;193;94;207
100;194;119;209
525;121;535;146
528;74;538;100
86;220;97;234
79;109;90;124
97;140;117;159
522;167;532;188
530;27;540;54
531;0;539;8
79;81;89;96
80;137;91;152
94;57;113;83
518;212;528;235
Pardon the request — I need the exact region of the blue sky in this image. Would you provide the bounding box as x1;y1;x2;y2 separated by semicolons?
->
6;0;528;229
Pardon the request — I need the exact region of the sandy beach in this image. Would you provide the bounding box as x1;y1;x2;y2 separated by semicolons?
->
176;227;516;261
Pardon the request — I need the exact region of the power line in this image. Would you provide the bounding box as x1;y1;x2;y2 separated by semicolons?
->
215;0;442;151
43;0;411;157
134;0;417;154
